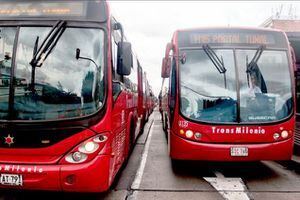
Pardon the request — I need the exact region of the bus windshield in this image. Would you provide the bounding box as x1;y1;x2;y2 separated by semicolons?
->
0;26;105;120
180;48;293;123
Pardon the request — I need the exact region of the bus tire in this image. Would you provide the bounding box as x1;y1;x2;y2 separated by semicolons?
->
163;113;168;133
171;158;181;168
145;110;149;122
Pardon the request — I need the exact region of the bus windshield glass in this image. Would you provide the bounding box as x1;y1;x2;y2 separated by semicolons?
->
237;50;292;122
0;27;105;120
180;49;237;122
180;48;293;123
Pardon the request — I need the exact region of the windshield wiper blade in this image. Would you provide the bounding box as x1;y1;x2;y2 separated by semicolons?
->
246;45;264;69
246;45;267;93
29;20;66;92
30;20;67;68
202;44;227;88
202;44;226;73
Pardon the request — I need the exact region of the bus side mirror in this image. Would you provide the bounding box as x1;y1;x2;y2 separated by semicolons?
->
76;48;80;60
117;42;132;76
161;57;171;78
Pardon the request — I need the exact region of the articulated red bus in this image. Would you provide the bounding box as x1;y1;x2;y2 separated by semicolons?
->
0;0;146;192
161;27;296;161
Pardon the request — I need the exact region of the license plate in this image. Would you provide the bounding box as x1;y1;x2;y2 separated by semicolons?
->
230;147;248;157
0;174;23;186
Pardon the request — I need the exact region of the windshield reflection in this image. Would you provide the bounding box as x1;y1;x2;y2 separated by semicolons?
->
180;49;293;123
180;49;237;122
0;27;105;121
237;50;293;122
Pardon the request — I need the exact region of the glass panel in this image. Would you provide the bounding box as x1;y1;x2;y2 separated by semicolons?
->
14;27;104;120
237;50;293;122
0;27;16;119
180;49;237;123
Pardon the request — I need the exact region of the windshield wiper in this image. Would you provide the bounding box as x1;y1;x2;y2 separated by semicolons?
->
246;45;267;93
29;20;67;92
246;45;264;69
202;44;227;89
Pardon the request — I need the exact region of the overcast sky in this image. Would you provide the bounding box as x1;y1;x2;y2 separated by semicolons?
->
108;1;300;96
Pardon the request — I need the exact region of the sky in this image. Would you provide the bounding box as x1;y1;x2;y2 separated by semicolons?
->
108;1;300;97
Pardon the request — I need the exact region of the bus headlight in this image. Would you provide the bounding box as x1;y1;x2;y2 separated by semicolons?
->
186;130;193;138
281;130;288;139
273;133;280;140
79;141;99;154
194;132;202;140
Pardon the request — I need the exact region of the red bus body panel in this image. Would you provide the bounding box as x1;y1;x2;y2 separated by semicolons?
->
0;155;110;192
169;130;293;161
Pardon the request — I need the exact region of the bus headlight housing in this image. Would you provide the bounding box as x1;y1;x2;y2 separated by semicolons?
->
61;133;108;164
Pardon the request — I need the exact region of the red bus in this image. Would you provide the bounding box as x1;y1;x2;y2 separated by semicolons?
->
161;27;296;161
142;72;151;123
0;0;145;192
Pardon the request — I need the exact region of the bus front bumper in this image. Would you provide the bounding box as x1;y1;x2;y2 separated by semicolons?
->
169;131;293;161
0;155;110;192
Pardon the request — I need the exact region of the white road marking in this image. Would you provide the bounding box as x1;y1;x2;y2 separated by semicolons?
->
131;122;154;190
204;171;251;200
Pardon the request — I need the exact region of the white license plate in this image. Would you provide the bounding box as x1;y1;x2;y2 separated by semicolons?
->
230;147;248;157
0;174;23;186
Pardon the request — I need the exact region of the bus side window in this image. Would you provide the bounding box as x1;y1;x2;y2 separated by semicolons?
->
169;53;176;124
111;19;123;100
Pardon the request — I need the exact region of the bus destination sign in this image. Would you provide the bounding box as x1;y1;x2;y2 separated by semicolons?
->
0;2;85;17
178;29;288;48
190;33;273;45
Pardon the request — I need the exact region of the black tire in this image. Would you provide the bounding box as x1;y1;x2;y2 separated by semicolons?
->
163;113;168;132
171;158;181;169
145;111;149;122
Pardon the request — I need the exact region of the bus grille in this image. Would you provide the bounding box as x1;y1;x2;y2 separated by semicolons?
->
0;127;83;148
295;122;300;146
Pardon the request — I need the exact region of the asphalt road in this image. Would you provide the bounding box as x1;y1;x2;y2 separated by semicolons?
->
0;109;299;200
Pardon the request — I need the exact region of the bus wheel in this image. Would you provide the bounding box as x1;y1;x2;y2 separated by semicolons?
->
171;158;181;169
145;111;149;122
163;114;168;133
162;114;166;131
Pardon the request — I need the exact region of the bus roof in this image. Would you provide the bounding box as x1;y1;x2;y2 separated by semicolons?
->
0;0;108;22
175;27;289;49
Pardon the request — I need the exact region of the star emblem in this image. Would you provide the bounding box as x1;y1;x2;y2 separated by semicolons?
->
4;134;14;146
